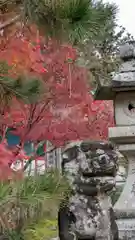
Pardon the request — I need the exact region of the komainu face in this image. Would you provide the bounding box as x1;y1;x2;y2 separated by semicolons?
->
62;141;118;185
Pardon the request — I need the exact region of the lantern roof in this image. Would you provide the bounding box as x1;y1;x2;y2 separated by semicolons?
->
94;41;135;100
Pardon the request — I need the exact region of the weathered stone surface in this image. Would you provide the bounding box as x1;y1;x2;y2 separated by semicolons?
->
116;219;135;240
94;42;135;102
109;126;135;144
113;154;135;239
120;41;135;61
113;71;135;82
113;42;135;85
119;60;135;72
114;92;135;126
58;140;118;240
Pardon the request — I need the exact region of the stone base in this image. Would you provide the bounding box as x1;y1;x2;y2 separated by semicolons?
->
116;219;135;240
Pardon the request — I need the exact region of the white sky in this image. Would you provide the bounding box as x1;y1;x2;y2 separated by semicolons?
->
103;0;135;37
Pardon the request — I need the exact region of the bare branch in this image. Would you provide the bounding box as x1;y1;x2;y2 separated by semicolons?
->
0;15;20;30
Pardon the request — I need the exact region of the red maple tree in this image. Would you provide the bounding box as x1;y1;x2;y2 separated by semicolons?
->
0;29;114;179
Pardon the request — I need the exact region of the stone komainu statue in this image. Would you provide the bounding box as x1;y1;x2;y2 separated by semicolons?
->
58;141;119;240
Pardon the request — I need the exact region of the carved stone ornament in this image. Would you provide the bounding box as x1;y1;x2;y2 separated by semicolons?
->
58;140;118;240
120;41;135;61
114;92;135;126
94;41;135;101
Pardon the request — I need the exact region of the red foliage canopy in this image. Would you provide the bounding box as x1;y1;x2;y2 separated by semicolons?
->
0;35;114;147
0;26;115;180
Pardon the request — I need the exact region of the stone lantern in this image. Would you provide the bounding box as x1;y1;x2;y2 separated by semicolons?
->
94;41;135;239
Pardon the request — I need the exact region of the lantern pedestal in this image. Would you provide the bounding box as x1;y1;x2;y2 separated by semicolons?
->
109;126;135;239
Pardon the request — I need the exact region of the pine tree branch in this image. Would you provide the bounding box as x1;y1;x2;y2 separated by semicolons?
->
0;15;20;30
